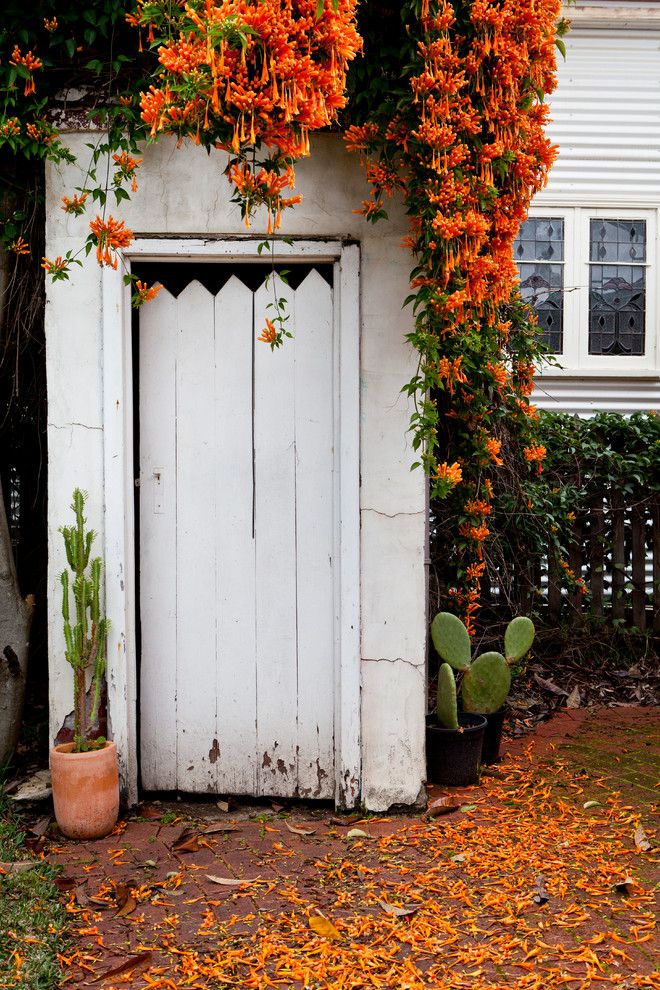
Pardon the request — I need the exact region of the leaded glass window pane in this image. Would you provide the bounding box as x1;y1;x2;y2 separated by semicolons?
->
514;218;564;353
588;220;646;356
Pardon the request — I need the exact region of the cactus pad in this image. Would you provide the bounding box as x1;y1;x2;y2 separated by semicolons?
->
436;663;459;729
462;651;511;714
504;616;535;663
431;612;471;671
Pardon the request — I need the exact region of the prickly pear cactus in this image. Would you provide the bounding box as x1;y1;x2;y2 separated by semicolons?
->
431;612;471;671
462;651;511;714
436;663;459;730
504;616;535;663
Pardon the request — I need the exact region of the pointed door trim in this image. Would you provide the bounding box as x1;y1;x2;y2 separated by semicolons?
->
101;238;361;808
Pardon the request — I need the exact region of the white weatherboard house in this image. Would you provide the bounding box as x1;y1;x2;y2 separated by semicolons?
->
45;2;660;810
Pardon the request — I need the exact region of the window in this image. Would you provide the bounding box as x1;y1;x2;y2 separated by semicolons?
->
588;219;645;356
513;208;657;375
515;217;564;353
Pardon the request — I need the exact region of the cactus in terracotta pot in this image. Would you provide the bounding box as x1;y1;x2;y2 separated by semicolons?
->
51;489;119;840
59;488;110;751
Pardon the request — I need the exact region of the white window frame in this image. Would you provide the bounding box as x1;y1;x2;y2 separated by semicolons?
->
526;206;659;378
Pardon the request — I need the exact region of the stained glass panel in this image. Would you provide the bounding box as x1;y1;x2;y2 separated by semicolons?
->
589;263;646;356
514;218;564;353
589;219;646;264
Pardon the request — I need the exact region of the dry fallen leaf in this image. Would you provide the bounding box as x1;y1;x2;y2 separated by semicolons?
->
0;861;40;874
92;951;153;982
216;800;230;813
309;915;341;940
203;823;239;835
205;874;257;886
327;815;362;827
171;829;201;853
583;800;601;810
534;674;568;697
136;803;162;820
613;875;637;896
114;882;137;917
346;828;371;840
533;876;549;906
285;821;316;836
566;685;581;709
426;796;460;817
634;825;651;852
54;874;77;890
377;900;420;917
30;816;52;838
75;887;90;908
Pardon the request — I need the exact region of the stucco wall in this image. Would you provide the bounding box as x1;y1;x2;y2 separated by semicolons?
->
45;132;427;811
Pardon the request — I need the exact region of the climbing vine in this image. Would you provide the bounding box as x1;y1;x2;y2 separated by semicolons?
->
346;0;567;632
2;0;571;633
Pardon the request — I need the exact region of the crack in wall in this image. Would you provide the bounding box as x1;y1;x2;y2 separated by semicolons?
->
50;422;102;431
361;507;425;519
362;656;424;671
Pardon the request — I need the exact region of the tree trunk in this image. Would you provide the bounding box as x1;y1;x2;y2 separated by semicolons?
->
0;476;34;767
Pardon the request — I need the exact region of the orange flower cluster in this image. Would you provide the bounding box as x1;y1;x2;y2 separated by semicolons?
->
132;0;361;227
88;215;133;269
485;437;503;466
61;193;88;216
42;256;70;277
523;443;547;474
10;45;43;96
0;117;20;139
257;318;278;345
560;558;588;596
132;281;162;307
9;236;29;255
113;151;142;193
435;461;463;496
347;0;562;630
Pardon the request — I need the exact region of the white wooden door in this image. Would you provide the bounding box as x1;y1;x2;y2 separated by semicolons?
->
138;264;337;798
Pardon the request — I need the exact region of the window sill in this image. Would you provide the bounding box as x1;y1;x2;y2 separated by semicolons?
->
535;367;660;380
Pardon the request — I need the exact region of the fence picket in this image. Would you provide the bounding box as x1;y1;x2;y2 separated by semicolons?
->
611;489;626;621
589;495;605;616
631;502;647;631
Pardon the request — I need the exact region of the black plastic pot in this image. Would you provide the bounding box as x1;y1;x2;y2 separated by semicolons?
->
480;708;506;765
426;713;487;786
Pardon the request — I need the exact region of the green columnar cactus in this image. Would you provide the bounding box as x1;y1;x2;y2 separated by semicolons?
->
436;663;459;730
431;612;471;671
462;652;511;714
60;489;109;753
431;611;535;717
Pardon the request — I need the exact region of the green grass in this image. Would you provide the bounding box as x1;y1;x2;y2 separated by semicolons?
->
0;796;67;989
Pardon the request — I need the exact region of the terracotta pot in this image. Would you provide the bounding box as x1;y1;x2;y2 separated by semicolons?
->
50;740;119;839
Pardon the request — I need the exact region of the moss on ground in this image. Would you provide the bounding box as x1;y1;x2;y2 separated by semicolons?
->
0;798;67;989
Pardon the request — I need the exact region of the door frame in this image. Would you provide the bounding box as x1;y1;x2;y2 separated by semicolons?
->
101;237;361;807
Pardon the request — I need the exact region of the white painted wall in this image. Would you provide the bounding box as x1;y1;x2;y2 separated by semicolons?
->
45;132;427;811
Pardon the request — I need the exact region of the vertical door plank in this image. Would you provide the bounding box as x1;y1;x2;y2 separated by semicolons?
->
175;281;218;792
139;288;178;791
214;278;258;794
292;271;335;799
254;275;299;796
